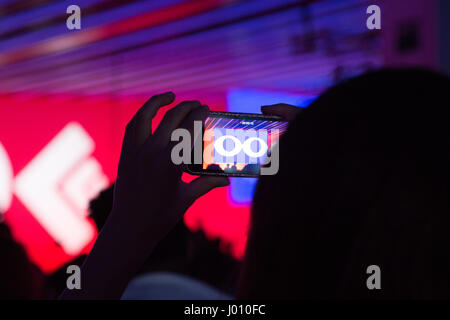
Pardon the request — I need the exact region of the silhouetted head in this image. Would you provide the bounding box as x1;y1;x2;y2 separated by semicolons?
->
239;68;450;299
89;185;115;231
0;222;45;299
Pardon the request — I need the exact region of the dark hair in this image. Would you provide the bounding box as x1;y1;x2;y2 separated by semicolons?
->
239;68;450;299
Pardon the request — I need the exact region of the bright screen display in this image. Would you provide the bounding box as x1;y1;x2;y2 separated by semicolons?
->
202;113;288;175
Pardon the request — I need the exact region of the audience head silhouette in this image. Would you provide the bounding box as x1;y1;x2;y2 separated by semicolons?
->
0;222;45;299
239;68;450;299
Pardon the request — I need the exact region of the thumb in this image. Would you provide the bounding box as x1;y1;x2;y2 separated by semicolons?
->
186;176;230;203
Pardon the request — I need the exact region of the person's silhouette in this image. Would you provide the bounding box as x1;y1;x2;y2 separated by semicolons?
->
239;68;450;299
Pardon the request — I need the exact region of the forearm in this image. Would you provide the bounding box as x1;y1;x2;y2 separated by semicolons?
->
59;213;157;300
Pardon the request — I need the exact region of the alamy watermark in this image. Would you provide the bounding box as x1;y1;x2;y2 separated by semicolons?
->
366;264;381;290
66;264;81;290
366;5;381;30
66;5;81;30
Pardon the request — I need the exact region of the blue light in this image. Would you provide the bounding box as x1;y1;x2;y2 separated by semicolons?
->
227;87;315;113
229;177;258;205
226;87;315;205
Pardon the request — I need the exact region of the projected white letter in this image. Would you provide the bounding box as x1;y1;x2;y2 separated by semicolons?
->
14;123;107;254
0;143;13;214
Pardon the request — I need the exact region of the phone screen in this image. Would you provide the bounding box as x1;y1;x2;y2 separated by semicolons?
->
186;111;288;177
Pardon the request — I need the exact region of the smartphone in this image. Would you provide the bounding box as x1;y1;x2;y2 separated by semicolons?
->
185;111;288;177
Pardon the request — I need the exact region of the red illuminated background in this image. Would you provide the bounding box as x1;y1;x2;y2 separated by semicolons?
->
0;0;447;272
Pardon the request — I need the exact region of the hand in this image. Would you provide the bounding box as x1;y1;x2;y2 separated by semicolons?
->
60;92;229;299
261;103;303;122
110;92;229;245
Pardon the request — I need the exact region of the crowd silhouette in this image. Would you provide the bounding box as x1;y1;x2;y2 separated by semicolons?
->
1;68;450;299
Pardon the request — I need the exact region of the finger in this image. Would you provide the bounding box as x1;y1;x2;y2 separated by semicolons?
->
153;100;202;143
173;104;209;149
119;117;137;166
134;92;175;148
185;176;230;204
261;103;302;122
165;105;209;177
